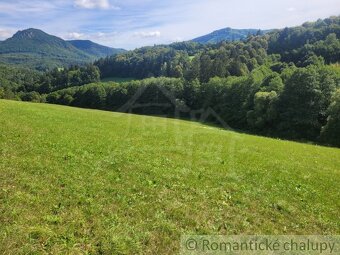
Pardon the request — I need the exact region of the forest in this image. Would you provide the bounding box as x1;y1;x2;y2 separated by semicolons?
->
1;16;340;147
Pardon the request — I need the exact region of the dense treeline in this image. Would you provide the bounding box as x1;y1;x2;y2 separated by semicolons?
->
95;17;340;82
0;64;100;101
95;45;193;79
43;61;340;147
267;16;340;64
94;38;268;82
0;64;41;100
36;65;100;93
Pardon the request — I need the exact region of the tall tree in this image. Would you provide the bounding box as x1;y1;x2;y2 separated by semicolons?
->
320;89;340;146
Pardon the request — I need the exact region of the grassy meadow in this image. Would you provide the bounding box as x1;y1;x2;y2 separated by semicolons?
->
100;77;136;83
0;99;339;254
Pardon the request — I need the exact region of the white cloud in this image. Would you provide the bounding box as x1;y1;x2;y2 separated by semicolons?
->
134;31;161;38
0;28;15;40
97;32;106;37
173;36;183;42
61;31;120;45
65;32;86;39
74;0;118;10
0;1;57;14
95;31;119;39
287;7;297;12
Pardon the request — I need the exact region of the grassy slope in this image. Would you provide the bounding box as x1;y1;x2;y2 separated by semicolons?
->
0;100;339;254
100;77;136;83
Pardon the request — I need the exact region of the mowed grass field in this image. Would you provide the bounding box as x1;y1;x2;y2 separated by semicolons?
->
0;100;339;254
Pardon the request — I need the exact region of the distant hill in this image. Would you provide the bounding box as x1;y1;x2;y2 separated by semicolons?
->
68;40;125;58
0;28;125;71
192;27;271;44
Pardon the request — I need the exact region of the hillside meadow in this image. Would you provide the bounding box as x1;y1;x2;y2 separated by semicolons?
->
0;100;339;254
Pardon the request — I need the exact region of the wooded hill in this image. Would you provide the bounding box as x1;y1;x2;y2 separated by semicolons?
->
0;28;125;71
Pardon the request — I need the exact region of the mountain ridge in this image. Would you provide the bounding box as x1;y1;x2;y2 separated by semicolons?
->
68;39;125;57
0;28;125;71
192;27;271;44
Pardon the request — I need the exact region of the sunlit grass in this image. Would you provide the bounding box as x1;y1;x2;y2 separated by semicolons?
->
0;100;339;254
100;77;136;83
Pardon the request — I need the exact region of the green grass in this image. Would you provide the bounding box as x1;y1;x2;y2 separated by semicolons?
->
0;100;339;254
101;77;136;83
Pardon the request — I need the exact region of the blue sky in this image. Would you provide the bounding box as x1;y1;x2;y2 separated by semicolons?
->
0;0;339;49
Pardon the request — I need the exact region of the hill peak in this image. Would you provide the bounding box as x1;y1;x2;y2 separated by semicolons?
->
192;27;270;44
12;28;47;40
0;28;125;70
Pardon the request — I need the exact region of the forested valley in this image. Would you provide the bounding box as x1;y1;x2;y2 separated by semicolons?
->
1;16;340;146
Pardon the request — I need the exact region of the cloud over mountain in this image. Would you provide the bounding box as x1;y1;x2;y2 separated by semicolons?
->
134;31;161;38
74;0;118;10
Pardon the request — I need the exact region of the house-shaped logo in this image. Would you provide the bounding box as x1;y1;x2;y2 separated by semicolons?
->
117;83;231;130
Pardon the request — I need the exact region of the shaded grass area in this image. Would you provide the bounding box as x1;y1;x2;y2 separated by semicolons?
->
0;100;339;254
100;77;136;83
